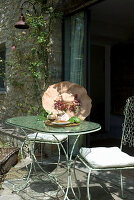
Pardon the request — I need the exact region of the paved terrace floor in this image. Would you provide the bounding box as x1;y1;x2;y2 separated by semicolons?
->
0;152;134;200
0;121;134;200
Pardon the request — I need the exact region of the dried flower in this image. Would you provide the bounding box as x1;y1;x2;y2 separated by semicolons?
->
11;45;16;51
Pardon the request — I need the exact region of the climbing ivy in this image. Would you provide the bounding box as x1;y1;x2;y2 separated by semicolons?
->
7;0;62;116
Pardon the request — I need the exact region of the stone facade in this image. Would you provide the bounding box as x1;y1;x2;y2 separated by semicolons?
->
0;0;63;120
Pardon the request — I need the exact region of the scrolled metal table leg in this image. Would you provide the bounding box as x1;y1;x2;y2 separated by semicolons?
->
12;129;34;193
73;157;81;200
59;135;81;200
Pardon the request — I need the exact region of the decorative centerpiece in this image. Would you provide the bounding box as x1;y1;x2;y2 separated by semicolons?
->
54;93;81;113
42;81;92;126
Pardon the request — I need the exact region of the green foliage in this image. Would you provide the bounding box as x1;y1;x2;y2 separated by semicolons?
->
68;116;81;123
7;0;63;116
37;109;48;121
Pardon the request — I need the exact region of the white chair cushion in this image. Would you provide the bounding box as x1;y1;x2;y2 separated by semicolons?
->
79;147;134;169
27;132;67;143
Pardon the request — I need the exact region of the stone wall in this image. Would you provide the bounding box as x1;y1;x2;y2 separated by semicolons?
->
0;0;63;120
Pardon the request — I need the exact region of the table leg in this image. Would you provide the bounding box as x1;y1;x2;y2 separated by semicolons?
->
57;135;81;200
28;133;66;194
12;137;34;193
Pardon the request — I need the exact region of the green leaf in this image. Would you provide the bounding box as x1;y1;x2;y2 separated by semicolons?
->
38;109;48;121
68;116;81;123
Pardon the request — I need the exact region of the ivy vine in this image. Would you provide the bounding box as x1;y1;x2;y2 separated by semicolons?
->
7;0;63;116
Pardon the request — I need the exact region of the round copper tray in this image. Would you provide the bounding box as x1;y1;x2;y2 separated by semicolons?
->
45;120;80;127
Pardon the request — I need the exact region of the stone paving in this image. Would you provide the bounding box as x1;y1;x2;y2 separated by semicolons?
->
0;156;134;200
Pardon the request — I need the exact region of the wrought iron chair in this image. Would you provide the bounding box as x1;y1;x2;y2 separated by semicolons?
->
75;96;134;199
27;132;67;166
13;132;67;193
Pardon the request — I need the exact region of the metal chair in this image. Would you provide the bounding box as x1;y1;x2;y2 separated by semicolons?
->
75;96;134;199
27;132;67;166
25;132;67;173
14;132;67;193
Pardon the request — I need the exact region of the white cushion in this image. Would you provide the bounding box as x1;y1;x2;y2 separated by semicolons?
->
27;132;67;143
79;147;134;169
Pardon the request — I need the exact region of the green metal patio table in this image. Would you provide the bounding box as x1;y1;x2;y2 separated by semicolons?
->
6;115;101;200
